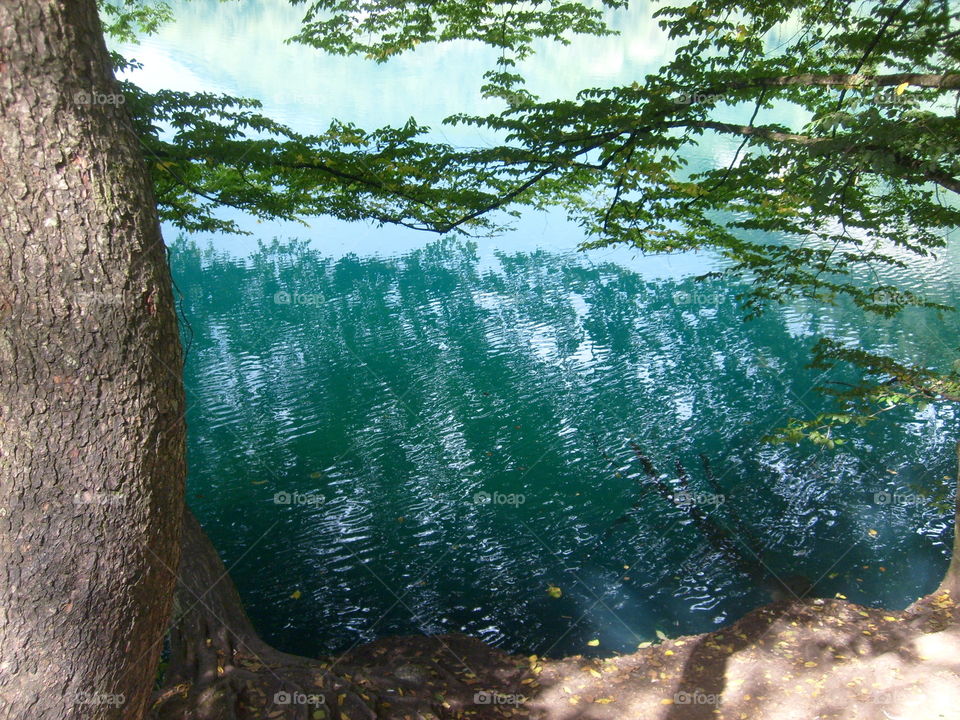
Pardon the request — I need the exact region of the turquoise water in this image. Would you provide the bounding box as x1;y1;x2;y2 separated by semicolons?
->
126;1;960;658
170;236;958;658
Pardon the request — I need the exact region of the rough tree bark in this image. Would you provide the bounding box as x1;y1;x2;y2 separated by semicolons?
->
937;441;960;597
0;1;185;719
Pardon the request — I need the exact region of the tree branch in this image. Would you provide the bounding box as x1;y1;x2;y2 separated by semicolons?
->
681;121;960;194
728;71;960;92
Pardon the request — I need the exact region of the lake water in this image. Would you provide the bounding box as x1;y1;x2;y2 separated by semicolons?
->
120;0;960;658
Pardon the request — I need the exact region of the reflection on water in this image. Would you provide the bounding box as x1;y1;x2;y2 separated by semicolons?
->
173;237;958;658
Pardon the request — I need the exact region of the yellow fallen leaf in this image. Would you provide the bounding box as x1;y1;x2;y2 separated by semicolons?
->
594;697;614;704
883;616;897;621
868;529;878;536
895;81;909;95
290;590;302;599
547;585;562;599
587;668;601;678
661;698;674;705
587;639;600;647
804;661;817;667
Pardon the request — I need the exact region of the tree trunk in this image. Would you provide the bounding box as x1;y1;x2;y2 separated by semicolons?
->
0;2;186;719
937;441;960;597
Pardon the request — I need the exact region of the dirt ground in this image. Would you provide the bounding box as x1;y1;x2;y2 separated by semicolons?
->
332;589;960;720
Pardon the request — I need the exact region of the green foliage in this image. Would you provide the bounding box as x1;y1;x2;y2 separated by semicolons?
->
288;0;628;61
100;0;173;42
766;336;960;444
122;81;564;235
108;0;960;443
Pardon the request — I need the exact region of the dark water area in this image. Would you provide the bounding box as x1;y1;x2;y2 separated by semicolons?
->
171;237;959;659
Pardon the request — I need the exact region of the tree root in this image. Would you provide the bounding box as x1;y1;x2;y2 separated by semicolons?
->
148;509;531;720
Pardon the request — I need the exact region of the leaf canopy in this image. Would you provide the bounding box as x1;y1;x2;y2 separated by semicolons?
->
100;0;960;441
